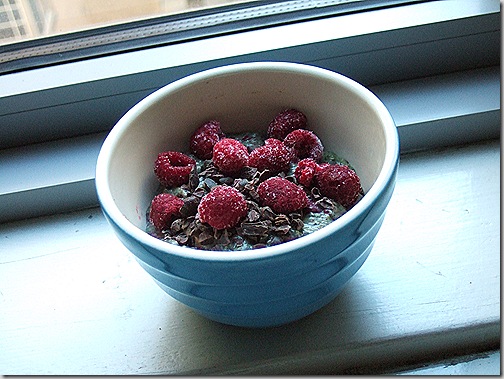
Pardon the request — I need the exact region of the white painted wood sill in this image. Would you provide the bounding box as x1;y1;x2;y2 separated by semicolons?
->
0;138;500;375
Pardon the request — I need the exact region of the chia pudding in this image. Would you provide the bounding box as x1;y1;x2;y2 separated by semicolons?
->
146;109;363;251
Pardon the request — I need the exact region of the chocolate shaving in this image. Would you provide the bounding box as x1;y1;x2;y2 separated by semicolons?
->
219;177;234;185
215;229;231;246
274;214;290;226
147;134;360;251
260;206;276;221
180;196;200;217
246;209;261;222
291;218;304;231
203;177;218;190
188;165;199;190
315;197;346;220
241;166;258;180
175;233;189;245
193;187;207;199
196;229;214;245
170;218;184;233
238;221;271;237
200;161;224;182
248;189;260;202
257;169;273;183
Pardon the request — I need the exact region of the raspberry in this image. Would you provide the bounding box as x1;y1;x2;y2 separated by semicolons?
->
198;185;248;230
190;120;225;159
257;177;308;214
267;109;308;140
315;163;362;208
294;158;320;187
154;151;196;188
248;138;293;173
212;138;249;175
283;129;324;162
149;193;184;231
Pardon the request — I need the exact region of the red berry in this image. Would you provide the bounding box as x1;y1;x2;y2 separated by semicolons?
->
212;138;249;175
190;120;225;159
198;185;248;230
149;193;184;231
154;151;196;188
294;158;319;187
267;109;308;140
248;138;293;173
283;129;324;162
257;177;308;214
315;164;362;208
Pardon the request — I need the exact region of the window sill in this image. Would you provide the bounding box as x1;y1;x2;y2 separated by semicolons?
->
0;138;499;375
396;351;500;375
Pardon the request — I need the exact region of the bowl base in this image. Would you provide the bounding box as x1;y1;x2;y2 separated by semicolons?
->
150;243;373;328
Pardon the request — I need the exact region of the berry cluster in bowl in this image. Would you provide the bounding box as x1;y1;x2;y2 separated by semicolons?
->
147;109;363;251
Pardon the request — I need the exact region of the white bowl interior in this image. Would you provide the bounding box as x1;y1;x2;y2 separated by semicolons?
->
101;64;393;234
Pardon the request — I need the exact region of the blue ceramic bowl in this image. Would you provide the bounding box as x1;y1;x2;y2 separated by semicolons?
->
95;62;399;328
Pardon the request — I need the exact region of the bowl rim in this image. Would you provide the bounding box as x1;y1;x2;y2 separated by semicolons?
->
95;61;399;262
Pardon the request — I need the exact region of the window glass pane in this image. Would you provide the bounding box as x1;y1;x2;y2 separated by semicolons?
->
0;0;259;45
3;0;396;73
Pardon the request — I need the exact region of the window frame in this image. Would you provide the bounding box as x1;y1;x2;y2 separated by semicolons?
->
0;0;425;73
0;0;500;223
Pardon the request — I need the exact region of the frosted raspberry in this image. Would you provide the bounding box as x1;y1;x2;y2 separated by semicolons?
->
248;138;293;173
257;177;308;214
149;193;184;232
154;151;196;188
190;120;225;159
283;129;323;162
267;109;308;140
212;138;249;175
315;163;362;208
198;185;248;230
294;158;320;187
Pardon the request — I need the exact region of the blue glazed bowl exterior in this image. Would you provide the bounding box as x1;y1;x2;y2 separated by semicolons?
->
96;62;399;328
101;164;396;328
